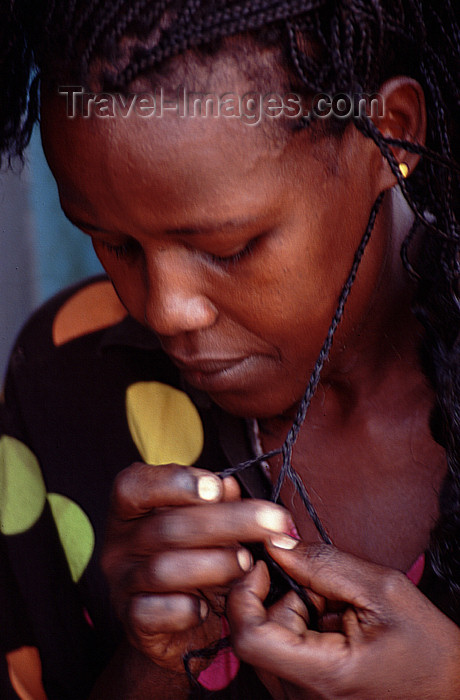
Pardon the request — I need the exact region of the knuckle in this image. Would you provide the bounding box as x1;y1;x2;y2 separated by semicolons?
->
145;556;169;589
128;596;155;636
306;543;337;560
111;463;143;509
122;556;162;593
378;568;407;601
304;543;338;569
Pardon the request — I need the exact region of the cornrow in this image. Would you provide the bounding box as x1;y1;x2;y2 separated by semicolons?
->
116;1;323;88
78;0;133;76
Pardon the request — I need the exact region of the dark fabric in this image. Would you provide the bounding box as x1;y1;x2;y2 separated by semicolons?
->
0;277;271;699
0;653;21;700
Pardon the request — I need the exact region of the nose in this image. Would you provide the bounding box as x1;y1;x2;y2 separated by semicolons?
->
143;247;218;336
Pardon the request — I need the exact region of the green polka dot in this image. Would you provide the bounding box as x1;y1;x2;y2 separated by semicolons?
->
0;436;47;534
47;493;95;582
126;382;204;465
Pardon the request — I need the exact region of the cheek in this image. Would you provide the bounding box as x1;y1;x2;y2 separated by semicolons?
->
93;247;147;323
216;258;340;348
115;278;147;324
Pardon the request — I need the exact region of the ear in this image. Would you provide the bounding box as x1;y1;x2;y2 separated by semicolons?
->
371;76;426;191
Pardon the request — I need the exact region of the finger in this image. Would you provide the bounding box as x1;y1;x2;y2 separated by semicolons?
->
128;592;208;634
111;463;224;518
221;476;241;502
227;561;270;627
266;540;406;613
267;591;310;636
127;547;254;593
136;500;293;550
228;560;349;687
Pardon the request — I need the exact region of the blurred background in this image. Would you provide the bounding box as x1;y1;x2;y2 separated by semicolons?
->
0;127;103;382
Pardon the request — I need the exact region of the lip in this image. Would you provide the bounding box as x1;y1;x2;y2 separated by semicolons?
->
168;354;257;392
168;354;249;374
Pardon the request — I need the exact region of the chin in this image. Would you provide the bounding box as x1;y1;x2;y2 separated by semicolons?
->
209;389;298;420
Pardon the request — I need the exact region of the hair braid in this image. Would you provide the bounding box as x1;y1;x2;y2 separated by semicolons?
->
78;0;135;77
68;0;105;57
116;0;324;88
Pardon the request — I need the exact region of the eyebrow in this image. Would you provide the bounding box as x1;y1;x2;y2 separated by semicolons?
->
165;216;258;236
64;213;259;237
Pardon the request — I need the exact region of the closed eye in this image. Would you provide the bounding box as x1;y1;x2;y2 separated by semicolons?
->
207;238;257;269
99;239;141;260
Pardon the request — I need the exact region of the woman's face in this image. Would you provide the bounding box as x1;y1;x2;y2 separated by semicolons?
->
41;61;387;418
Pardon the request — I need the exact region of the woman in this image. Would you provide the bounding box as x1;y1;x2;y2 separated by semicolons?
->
0;1;459;698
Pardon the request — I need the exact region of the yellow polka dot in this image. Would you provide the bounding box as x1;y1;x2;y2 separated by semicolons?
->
0;436;47;535
47;493;95;583
126;382;204;465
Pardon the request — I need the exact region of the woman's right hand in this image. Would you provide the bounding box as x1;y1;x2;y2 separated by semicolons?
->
101;462;293;675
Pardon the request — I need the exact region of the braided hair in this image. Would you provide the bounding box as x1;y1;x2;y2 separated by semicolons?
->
2;0;459;618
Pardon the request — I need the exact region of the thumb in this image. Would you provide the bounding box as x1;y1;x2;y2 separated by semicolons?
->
265;541;404;616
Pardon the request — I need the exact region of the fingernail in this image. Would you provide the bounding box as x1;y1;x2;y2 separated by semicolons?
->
255;505;287;533
285;523;301;540
197;475;221;501
199;598;209;621
269;534;300;550
236;548;253;572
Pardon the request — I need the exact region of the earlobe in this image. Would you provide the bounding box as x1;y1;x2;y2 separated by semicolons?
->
371;76;427;191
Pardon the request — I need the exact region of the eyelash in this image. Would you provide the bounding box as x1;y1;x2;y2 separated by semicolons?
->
208;239;256;269
100;237;257;267
100;240;137;260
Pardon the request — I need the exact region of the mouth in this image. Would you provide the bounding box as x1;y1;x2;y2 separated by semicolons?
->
168;354;256;392
169;354;248;373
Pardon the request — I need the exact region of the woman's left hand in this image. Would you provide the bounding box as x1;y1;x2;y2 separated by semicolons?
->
227;542;460;699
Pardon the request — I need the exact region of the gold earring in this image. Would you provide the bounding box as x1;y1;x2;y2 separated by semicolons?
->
399;162;409;179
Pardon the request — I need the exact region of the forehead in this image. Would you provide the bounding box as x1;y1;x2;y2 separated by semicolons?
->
40;84;294;232
39;37;338;230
